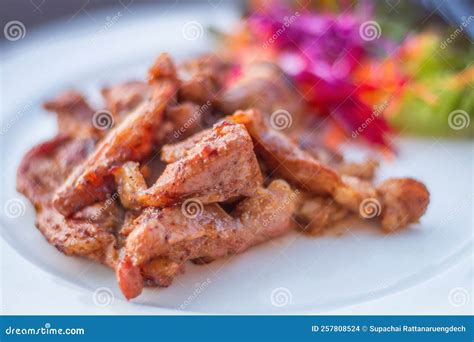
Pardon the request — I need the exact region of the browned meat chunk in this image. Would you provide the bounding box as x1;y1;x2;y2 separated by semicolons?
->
116;256;143;299
377;178;430;232
116;179;297;298
217;61;304;123
149;53;178;83
165;101;208;141
17;136;95;207
36;202;120;267
44;91;100;139
53;80;176;216
306;145;379;181
294;194;349;234
101;81;151;119
337;159;379;180
160;128;212;163
141;258;185;286
113;121;263;209
16;136;120;267
178;54;230;104
227;109;430;230
227;109;345;196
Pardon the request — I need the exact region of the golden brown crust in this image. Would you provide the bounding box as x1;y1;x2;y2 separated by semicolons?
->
16;136;120;267
101;81;151;119
378;178;430;232
44;91;100;139
114;121;263;209
53;82;176;216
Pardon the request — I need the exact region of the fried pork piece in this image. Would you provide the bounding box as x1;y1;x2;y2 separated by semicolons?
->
17;136;95;207
141;258;185;286
44;91;100;139
16;136;120;267
36;202;120;267
53;76;176;216
217;61;304;122
101;81;151;119
377;178;430;232
337;158;379;180
305;144;379;181
165;102;206;140
113;121;263;209
294;194;349;234
116;179;297;299
227;109;345;196
101;82;204;143
227;109;430;231
116;256;185;299
178;54;231;104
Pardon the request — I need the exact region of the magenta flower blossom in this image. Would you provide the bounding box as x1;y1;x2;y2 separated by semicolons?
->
249;4;392;148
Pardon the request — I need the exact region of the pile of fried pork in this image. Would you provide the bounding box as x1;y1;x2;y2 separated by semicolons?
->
17;53;429;299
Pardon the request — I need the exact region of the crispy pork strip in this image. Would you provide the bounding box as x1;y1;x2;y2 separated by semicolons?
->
17;136;95;207
113;121;263;209
338;159;379;181
101;81;151;119
141;258;185;286
294;194;349;234
165;102;206;140
44;91;100;139
216;61;304;123
178;54;231;104
116;179;297;299
53;78;176;216
227;109;429;231
305;144;379;181
16;136;120;267
36;202;120;267
160;128;212;163
101;81;210;144
227;109;348;197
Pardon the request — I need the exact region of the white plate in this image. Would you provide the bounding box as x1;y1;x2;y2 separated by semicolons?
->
1;3;472;314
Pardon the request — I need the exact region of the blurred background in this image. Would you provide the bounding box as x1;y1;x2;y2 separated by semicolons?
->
1;0;473;148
